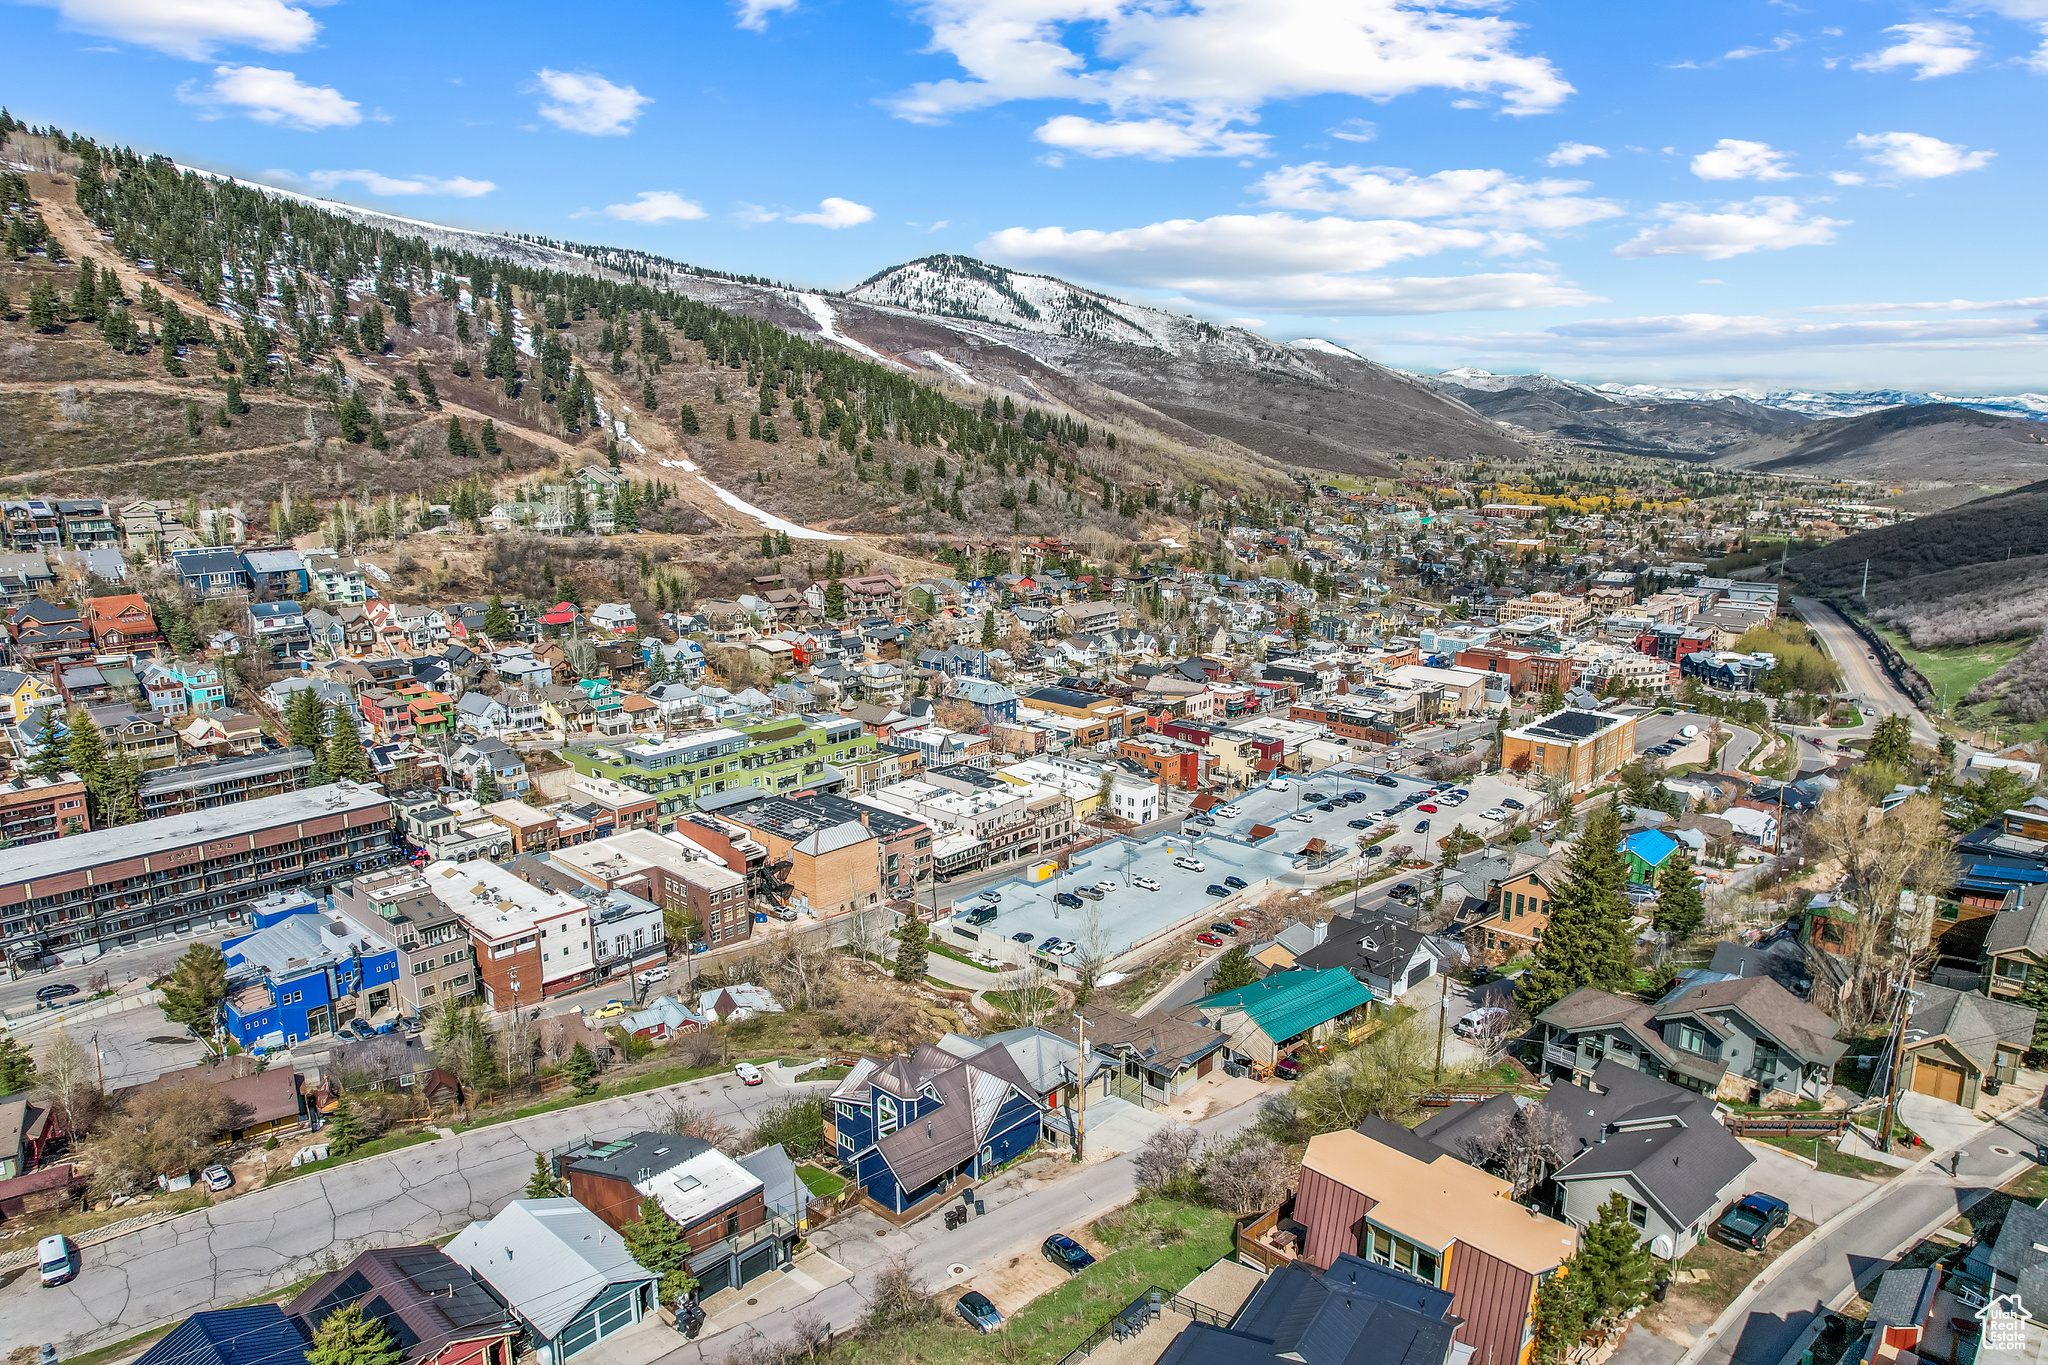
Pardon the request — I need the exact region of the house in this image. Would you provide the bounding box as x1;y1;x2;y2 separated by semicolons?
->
1895;982;2035;1108
616;995;709;1041
1961;1194;2048;1310
1155;1252;1462;1365
1292;911;1444;1002
444;1200;657;1363
450;738;529;795
589;602;638;634
171;547;253;599
827;1044;1047;1217
305;553;371;606
0;1095;53;1178
0;668;59;725
1858;1265;1943;1365
1535;976;1846;1101
560;1129;796;1298
248;601;310;657
6;599;90;668
1181;968;1375;1068
242;547;309;599
1982;884;2048;1000
286;1248;516;1365
123;1058;305;1141
1080;1001;1230;1107
1468;850;1568;966
1621;828;1681;885
1288;1120;1578;1365
132;1307;310;1365
1417;1060;1754;1260
220;895;402;1048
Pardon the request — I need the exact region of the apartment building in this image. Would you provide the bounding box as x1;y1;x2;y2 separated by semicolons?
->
331;867;479;1014
420;858;593;1006
0;772;91;845
1496;591;1592;633
136;748;317;820
1499;708;1638;790
564;714;875;828
547;829;751;948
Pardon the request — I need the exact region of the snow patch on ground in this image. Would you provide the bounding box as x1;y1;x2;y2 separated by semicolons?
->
623;435;647;455
657;459;698;471
1290;337;1364;361
1157;537;1182;548
920;350;975;386
794;293;912;371
697;476;847;541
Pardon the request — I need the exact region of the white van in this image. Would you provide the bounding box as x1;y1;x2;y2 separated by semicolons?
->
38;1234;77;1286
1453;1007;1508;1040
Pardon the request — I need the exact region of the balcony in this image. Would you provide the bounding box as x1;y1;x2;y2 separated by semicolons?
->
1543;1042;1580;1070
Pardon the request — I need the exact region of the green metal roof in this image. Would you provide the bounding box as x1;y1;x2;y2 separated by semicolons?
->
1194;968;1375;1044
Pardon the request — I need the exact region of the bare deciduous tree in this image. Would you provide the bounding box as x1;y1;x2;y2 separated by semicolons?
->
1200;1133;1295;1215
845;904;890;965
1804;788;1958;1030
34;1027;103;1137
88;1082;243;1196
1073;905;1114;1005
656;1097;751;1156
1133;1123;1201;1193
761;928;841;1013
1446;1100;1576;1198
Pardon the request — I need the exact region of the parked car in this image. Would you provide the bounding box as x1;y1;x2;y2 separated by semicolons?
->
1133;876;1161;891
1075;886;1105;900
594;1000;630;1020
965;906;998;926
1414;819;1430;832
1453;1007;1508;1039
1093;881;1119;894
1289;811;1316;823
1209;922;1238;936
1174;857;1207;872
202;1164;234;1192
1269;780;1292;791
1342;791;1366;804
343;1018;376;1041
1418;803;1438;813
1205;885;1230;898
1480;808;1508;822
956;1291;1004;1333
1376;775;1400;787
1053;892;1084;908
1362;844;1384;857
1501;797;1525;810
1043;1234;1096;1273
1347;818;1373;830
1715;1194;1790;1250
1216;805;1242;817
1194;815;1217;827
35;982;79;1004
1231;917;1254;929
1272;1055;1302;1080
1040;936;1066;953
733;1062;765;1086
1196;932;1224;945
636;966;671;984
1012;931;1036;944
1302;792;1327;803
1389;883;1417;900
979;889;1002;903
1224;875;1248;890
38;1234;77;1287
1051;941;1078;957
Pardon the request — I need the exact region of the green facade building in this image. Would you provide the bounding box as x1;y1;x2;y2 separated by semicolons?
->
565;714;876;827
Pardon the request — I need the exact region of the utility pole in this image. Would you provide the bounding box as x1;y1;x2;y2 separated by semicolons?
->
1877;965;1917;1151
1071;1012;1088;1162
1860;559;1870;600
1434;984;1447;1085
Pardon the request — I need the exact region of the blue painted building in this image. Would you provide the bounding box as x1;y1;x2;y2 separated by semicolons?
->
134;1305;308;1365
221;893;402;1048
828;1041;1047;1215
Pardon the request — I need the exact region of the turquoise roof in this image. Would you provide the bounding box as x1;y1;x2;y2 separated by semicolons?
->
1194;968;1375;1044
1621;828;1679;868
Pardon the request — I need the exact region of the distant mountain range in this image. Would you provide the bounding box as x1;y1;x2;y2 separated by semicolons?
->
1416;366;2048;424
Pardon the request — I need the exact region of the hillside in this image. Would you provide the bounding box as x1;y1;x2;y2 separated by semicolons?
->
1788;478;2048;593
1711;403;2048;482
1420;368;1809;457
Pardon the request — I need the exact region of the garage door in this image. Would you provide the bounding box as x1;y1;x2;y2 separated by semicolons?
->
695;1258;732;1299
1913;1057;1965;1103
738;1241;778;1286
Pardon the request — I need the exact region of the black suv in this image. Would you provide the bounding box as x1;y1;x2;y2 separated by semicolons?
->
1376;775;1400;788
1053;891;1083;908
36;982;80;1004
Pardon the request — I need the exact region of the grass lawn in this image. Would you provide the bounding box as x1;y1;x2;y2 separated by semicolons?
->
1874;626;2023;708
265;1130;438;1185
837;1196;1234;1363
986;986;1061;1014
792;1063;852;1082
796;1163;847;1199
926;938;1001;972
1637;1216;1817;1345
1751;1133;1897;1180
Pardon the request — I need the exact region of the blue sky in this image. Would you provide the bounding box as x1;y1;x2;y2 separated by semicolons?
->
7;0;2045;391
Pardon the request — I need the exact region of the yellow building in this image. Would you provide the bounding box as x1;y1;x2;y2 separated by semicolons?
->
1499;708;1637;790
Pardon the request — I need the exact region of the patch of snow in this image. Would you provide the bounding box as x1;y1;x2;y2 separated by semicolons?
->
697;476;847;541
681;459;697;472
362;562;392;583
793;293;914;371
623;435;647;455
1289;337;1365;361
920;350;975;386
1157;537;1182;548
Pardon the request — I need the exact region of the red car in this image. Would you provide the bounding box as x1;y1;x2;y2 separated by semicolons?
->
1196;932;1224;946
1418;803;1438;812
1231;917;1254;928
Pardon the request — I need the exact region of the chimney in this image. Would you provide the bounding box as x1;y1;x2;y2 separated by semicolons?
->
1313;920;1329;946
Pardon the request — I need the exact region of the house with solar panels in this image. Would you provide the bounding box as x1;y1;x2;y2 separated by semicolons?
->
445;1199;656;1364
285;1247;517;1365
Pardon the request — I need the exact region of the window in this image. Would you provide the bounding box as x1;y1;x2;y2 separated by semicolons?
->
1675;1022;1711;1055
876;1093;898;1136
1996;957;2031;981
1629;1201;1648;1229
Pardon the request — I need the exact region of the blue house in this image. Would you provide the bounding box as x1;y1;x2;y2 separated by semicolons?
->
169;547;253;599
134;1305;307;1365
828;1042;1047;1216
221;892;402;1048
950;676;1019;728
242;548;309;598
1621;828;1681;885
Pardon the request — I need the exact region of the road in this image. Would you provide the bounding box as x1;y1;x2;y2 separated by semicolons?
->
1;1067;835;1353
1687;1098;2048;1365
1791;596;1939;747
1;928;235;1021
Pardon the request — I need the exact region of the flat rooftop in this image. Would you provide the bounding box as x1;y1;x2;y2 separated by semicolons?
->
3;781;390;887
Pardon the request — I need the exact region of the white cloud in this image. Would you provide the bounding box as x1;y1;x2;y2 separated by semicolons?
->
533;69;650;136
1805;295;2048;313
1725;32;1800;58
788;197;875;229
1613;197;1845;260
734;0;798;30
1849;131;1995;178
980;212;1601;314
301;169;495;197
1035;115;1267;160
21;0;319;59
1689;139;1797;181
1327;119;1377;143
1829;171;1866;185
1254;162;1621;231
885;0;1573;161
1544;141;1607;166
177;66;359;130
1853;22;1981;78
1375;312;2046;361
604;191;707;223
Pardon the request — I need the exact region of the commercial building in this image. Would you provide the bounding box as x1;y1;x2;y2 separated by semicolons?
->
0;771;90;845
221;893;402;1046
331;867;480;1015
136;748;318;820
547;830;751;948
0;782;396;964
417;858;593;1006
1498;708;1637;790
564;715;875;827
715;791;931;906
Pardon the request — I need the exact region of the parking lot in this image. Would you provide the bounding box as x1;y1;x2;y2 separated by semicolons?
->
1198;767;1548;862
941;830;1299;969
1629;709;1712;764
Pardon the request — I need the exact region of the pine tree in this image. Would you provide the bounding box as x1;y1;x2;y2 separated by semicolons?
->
1652;848;1706;942
1867;714;1913;768
446;416;470;458
480;419;500;457
980;612;997;648
325;701;372;782
893;916;929;982
725;414;737;440
1518;800;1634;1015
824;577;845;619
566;1042;598;1094
65;708;113;821
1207;945;1259;994
1542;677;1566;713
287;687;326;757
159;942;228;1031
474;767;500;804
304;1303;404;1365
415;361;440;409
1576;1193;1656;1326
0;1035;37;1095
483;594;515;640
1529;1267;1589;1365
326;1093;365;1158
524;1153;558;1198
677;404;700;435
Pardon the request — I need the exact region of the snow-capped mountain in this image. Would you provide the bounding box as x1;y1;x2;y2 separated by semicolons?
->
1412;368;2047;424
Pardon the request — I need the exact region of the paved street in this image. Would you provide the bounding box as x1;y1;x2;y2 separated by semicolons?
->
1790;596;1939;746
0;1068;833;1353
